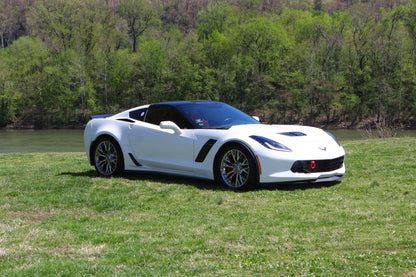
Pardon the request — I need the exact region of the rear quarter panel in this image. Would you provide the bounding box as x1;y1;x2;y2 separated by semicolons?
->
84;118;131;165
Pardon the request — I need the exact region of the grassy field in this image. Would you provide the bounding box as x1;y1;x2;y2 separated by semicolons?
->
0;137;415;276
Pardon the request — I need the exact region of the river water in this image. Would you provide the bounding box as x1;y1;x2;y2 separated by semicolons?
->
0;128;415;153
0;129;85;153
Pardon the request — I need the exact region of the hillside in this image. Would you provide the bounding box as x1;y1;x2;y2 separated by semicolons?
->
0;0;415;128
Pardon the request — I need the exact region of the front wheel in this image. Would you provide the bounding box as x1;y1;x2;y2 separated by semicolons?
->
214;144;258;190
93;137;124;177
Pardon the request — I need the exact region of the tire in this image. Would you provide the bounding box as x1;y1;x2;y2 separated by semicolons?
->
93;137;124;177
214;144;258;190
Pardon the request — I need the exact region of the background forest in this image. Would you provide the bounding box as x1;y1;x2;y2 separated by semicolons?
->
0;0;416;128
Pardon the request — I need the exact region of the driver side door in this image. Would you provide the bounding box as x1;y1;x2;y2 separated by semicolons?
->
128;104;195;172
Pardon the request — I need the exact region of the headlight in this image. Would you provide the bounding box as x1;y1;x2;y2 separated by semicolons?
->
325;131;340;146
250;135;292;152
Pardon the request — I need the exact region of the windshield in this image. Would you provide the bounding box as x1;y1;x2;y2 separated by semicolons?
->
176;102;259;129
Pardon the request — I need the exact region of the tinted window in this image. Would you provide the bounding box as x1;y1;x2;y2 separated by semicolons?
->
129;108;147;121
145;105;193;129
176;102;259;129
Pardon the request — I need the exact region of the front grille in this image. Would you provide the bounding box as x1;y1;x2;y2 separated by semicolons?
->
291;156;344;173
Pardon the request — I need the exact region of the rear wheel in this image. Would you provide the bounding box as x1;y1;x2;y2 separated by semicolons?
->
93;137;124;176
215;144;258;190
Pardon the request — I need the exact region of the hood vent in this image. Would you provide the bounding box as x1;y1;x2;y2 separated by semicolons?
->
279;131;306;137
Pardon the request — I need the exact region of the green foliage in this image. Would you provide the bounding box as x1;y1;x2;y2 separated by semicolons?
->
197;2;236;40
119;0;159;53
28;0;81;51
0;95;9;126
4;37;51;126
236;16;289;74
314;0;323;12
0;0;416;127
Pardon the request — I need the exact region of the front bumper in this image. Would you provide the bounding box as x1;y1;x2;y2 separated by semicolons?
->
258;154;346;184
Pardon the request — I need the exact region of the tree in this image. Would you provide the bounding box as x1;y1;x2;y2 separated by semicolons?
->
28;0;82;52
0;48;11;126
233;16;290;112
314;0;323;12
5;37;50;126
119;0;158;52
367;7;412;125
306;12;347;122
401;3;416;120
341;4;377;124
0;1;16;48
197;1;237;41
0;0;32;48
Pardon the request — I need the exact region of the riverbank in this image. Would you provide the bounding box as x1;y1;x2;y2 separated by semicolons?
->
2;128;416;153
2;119;416;131
1;123;86;130
0;129;85;153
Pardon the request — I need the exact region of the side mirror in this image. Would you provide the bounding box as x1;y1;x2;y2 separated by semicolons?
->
160;121;182;134
252;116;260;122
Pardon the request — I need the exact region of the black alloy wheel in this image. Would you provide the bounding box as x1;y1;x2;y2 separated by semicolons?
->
93;137;124;177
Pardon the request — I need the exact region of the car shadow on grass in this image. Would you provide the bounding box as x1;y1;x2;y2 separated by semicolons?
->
59;170;227;191
260;181;341;191
60;170;98;178
59;170;341;192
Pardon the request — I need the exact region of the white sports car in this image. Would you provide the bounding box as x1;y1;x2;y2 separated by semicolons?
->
84;101;345;189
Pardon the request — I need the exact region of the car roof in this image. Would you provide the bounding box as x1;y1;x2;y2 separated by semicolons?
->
150;100;214;107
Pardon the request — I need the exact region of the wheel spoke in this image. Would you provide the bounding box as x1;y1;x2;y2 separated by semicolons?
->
234;150;240;162
225;170;234;177
95;139;119;176
237;174;243;187
231;150;237;162
220;148;250;188
106;162;112;174
97;146;105;155
97;159;106;167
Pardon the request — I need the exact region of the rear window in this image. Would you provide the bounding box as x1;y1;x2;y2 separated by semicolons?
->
129;108;147;121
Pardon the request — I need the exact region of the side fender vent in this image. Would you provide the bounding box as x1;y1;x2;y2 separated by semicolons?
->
195;139;217;163
128;153;142;167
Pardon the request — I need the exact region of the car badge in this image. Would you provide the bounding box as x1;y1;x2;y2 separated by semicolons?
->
318;146;327;151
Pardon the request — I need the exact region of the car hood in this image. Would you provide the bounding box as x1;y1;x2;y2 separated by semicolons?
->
229;124;340;149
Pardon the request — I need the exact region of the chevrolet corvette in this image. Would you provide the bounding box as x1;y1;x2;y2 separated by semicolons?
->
84;100;345;189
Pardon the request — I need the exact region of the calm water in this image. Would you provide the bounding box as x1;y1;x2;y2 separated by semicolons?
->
0;128;415;153
0;129;85;153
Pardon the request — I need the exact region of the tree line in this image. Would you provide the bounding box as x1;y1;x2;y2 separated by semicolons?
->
0;0;415;128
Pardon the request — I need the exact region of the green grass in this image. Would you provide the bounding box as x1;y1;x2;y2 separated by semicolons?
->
0;137;415;276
